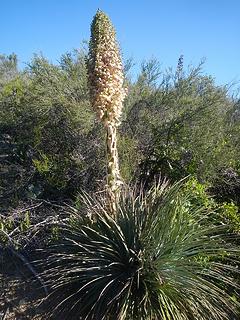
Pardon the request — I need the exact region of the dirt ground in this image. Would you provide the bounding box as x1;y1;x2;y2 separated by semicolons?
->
0;250;46;319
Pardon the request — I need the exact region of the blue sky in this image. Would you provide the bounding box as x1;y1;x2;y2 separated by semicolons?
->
1;0;239;85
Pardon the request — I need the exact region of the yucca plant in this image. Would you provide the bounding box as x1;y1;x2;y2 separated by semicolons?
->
37;10;240;320
39;181;240;320
87;10;126;214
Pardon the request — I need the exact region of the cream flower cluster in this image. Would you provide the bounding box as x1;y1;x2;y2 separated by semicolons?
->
88;10;126;126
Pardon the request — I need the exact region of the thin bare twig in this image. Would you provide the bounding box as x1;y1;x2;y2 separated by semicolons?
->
1;307;9;320
9;248;48;296
0;228;48;296
13;202;44;214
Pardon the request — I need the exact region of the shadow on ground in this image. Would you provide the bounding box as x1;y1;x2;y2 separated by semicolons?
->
0;249;46;319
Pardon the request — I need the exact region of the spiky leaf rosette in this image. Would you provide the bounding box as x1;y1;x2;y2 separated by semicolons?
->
39;183;240;320
88;10;126;126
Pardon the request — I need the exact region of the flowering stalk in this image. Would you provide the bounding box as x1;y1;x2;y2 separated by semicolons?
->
88;10;126;214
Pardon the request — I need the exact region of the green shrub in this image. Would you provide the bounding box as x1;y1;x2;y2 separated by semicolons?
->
219;202;240;233
183;177;240;234
183;177;215;210
125;60;239;186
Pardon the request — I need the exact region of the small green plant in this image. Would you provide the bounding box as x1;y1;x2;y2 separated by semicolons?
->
0;209;35;251
0;216;14;244
49;225;60;242
20;211;31;232
183;177;240;232
183;177;215;209
219;202;240;233
33;153;51;173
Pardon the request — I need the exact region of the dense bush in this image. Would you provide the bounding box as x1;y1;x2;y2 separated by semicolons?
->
125;60;239;186
0;51;106;208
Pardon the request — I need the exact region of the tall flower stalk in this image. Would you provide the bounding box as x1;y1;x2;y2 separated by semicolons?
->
87;10;126;215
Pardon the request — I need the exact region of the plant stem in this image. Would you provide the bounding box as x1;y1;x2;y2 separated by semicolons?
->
106;123;122;215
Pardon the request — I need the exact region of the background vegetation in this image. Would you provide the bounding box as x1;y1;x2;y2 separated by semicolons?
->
0;51;239;209
0;49;240;319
